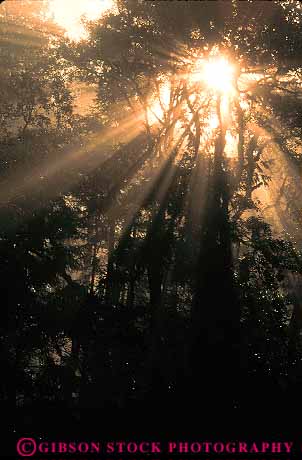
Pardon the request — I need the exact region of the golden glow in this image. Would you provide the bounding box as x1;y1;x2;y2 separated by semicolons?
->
193;57;235;94
147;83;171;125
208;114;219;130
224;131;239;158
46;0;113;41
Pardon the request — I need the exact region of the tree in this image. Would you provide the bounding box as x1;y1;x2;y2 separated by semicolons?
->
3;0;302;421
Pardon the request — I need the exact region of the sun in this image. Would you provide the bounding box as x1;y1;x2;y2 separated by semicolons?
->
192;57;235;94
46;0;114;41
202;58;235;92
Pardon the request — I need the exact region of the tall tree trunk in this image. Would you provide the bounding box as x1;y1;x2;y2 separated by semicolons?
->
105;219;116;304
188;95;240;409
126;225;137;308
89;241;99;295
147;261;164;400
288;273;302;359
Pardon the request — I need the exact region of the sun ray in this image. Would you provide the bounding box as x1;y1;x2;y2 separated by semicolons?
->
147;82;171;125
113;108;205;244
242;113;302;246
0;109;146;207
45;0;114;41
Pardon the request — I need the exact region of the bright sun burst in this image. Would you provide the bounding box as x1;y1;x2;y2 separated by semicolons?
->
145;53;239;158
46;0;114;41
193;57;235;94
